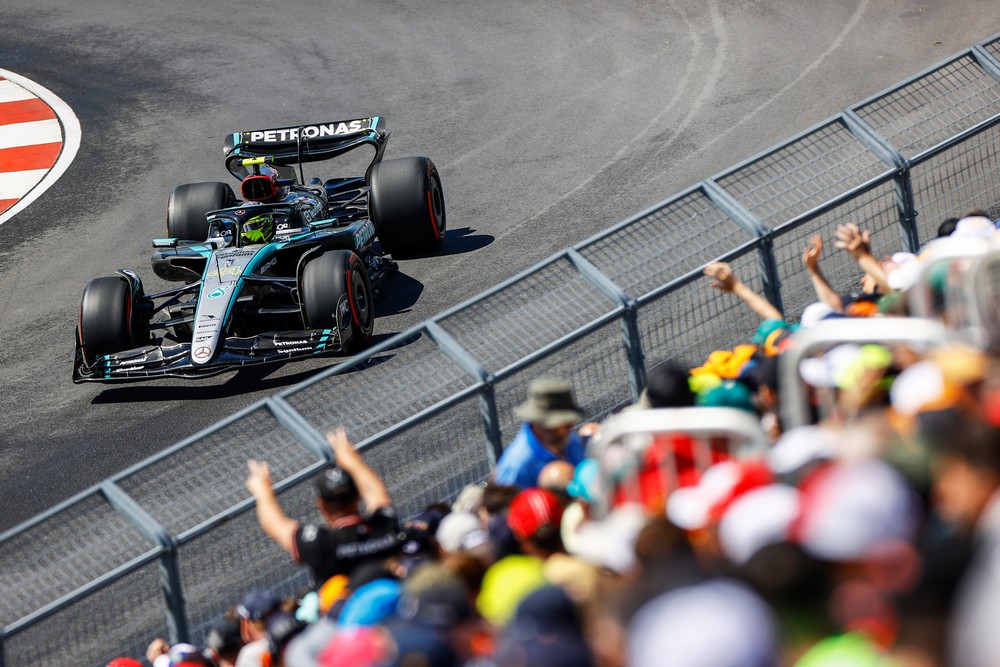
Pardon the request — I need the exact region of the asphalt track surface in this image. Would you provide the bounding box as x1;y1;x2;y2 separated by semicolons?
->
0;0;996;532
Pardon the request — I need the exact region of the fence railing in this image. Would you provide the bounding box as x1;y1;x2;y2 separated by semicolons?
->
3;32;1000;667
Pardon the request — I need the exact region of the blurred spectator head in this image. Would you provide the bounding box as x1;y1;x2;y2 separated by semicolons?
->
265;612;307;666
537;460;575;496
315;466;360;514
385;623;459;667
452;483;485;514
515;378;584;428
800;302;836;329
717;484;801;566
495;585;595;667
507;488;565;556
398;565;477;629
478;554;548;626
236;590;281;642
437;511;483;554
203;617;243;666
642;363;696;408
793;459;919;562
628;580;778;667
236;590;282;623
936;216;959;238
516;378;584;452
666;460;774;533
482;482;520;517
338;578;403;628
696;381;757;414
932;419;1000;534
952;214;996;238
316;627;391;667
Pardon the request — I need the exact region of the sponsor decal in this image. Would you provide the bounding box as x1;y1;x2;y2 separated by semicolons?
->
274;338;309;346
194;335;212;342
247;120;368;143
353;220;376;248
207;285;231;299
259;257;277;274
217;265;243;278
120;355;148;366
281;346;313;354
193;346;212;360
219;249;255;258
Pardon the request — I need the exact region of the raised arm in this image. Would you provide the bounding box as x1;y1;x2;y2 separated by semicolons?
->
246;459;300;554
326;427;392;512
802;235;843;311
835;223;891;294
704;261;784;322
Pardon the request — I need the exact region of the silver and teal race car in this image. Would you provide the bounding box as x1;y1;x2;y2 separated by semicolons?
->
73;117;446;382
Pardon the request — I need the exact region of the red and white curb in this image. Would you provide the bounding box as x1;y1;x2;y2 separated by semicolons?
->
0;68;80;226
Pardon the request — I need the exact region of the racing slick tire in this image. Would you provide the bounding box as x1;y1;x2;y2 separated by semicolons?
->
167;182;237;242
301;249;374;350
369;156;445;257
78;276;136;366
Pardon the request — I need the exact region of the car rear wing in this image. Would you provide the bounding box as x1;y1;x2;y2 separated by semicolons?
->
223;117;389;180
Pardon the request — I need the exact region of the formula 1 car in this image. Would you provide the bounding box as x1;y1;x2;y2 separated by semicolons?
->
73;117;445;382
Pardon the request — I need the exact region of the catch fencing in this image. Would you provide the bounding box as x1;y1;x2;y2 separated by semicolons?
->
3;33;1000;667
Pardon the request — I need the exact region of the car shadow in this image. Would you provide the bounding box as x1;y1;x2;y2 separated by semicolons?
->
376;271;423;317
440;226;493;255
386;226;493;261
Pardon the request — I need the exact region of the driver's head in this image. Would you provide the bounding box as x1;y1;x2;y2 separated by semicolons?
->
241;164;282;202
239;213;276;245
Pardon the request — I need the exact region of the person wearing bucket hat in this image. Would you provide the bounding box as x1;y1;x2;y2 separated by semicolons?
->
493;378;589;490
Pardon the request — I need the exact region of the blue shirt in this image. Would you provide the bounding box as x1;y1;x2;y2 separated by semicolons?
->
493;423;586;489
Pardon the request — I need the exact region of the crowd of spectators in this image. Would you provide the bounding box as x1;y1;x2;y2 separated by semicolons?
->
109;209;1000;667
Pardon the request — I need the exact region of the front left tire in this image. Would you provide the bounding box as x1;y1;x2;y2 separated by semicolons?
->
78;276;136;366
300;249;374;351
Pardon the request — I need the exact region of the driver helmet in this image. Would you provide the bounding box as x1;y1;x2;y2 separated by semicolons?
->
241;164;284;202
240;213;276;245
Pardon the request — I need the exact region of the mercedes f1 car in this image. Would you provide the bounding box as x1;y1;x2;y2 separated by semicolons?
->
73;117;446;382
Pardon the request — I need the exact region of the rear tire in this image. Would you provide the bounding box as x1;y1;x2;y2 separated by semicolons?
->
369;156;445;257
78;276;134;366
167;182;237;241
300;250;374;350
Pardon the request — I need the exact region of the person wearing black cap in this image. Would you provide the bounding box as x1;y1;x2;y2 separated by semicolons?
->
246;427;402;586
203;617;243;667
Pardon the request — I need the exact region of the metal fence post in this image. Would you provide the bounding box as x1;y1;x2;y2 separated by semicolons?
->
565;249;646;401
702;181;783;315
972;44;1000;84
101;482;189;643
841;110;921;252
423;322;503;465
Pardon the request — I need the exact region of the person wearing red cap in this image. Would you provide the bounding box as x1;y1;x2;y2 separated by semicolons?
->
107;659;143;667
507;487;566;558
